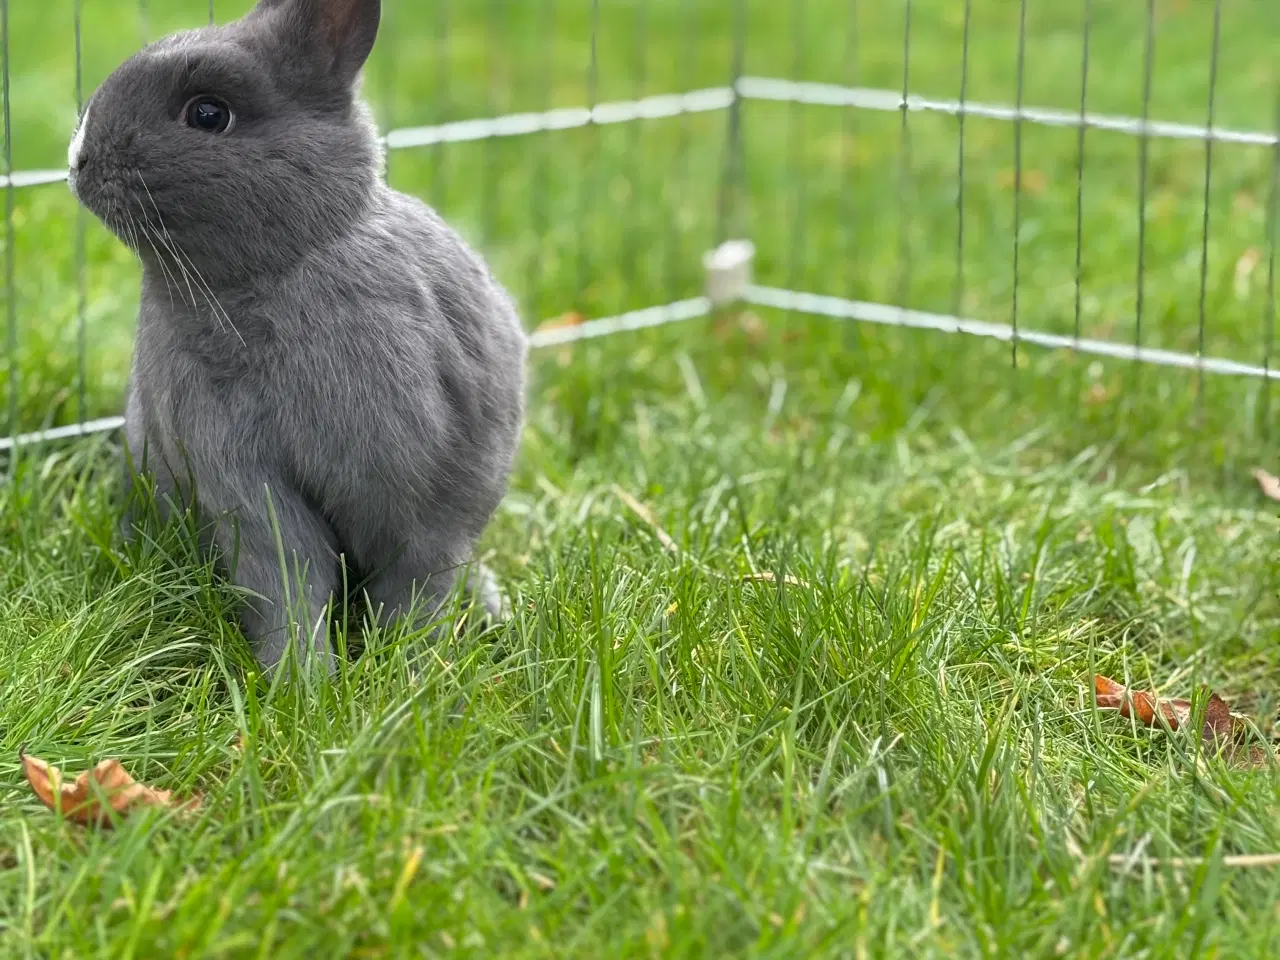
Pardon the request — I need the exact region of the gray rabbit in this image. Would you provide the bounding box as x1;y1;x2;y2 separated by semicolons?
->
67;0;527;670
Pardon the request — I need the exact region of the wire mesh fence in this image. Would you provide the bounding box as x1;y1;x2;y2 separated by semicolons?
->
2;0;1278;453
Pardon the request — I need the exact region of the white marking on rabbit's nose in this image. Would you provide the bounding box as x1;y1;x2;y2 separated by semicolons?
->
68;102;91;172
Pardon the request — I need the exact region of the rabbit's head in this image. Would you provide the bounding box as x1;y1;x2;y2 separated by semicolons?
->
69;0;383;283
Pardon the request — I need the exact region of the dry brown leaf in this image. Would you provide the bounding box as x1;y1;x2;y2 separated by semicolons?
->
1253;467;1280;503
737;312;768;345
20;752;200;828
534;311;585;333
1093;675;1237;739
713;310;768;346
1091;676;1271;767
1083;382;1112;407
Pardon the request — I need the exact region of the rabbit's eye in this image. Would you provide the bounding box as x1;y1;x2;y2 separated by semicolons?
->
184;96;233;134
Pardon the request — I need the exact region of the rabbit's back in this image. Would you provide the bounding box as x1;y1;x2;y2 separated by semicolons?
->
274;186;527;541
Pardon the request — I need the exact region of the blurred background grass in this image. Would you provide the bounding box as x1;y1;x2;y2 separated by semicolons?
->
3;0;1279;482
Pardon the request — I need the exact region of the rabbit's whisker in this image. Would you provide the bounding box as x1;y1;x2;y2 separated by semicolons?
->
135;187;226;333
136;172;246;346
125;205;183;313
137;207;204;323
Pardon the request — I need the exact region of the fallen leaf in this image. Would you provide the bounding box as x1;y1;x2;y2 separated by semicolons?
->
713;310;768;346
738;312;768;344
1093;675;1238;740
1253;467;1280;503
1082;382;1112;406
20;751;200;828
534;311;585;333
1091;676;1270;766
1094;675;1189;729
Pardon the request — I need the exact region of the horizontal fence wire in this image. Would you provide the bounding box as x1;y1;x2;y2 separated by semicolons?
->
7;77;1280;191
0;299;714;452
743;287;1280;382
7;280;1280;454
735;77;1280;147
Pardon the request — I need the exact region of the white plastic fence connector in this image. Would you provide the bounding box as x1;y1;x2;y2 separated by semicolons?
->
703;239;756;306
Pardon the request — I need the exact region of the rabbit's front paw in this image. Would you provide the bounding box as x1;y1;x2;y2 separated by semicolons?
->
468;563;511;624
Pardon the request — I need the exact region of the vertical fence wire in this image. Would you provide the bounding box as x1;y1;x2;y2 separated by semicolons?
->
838;0;862;370
665;0;696;301
622;0;649;299
716;0;747;245
785;0;807;302
952;0;970;319
2;0;14;438
1264;95;1280;434
139;0;150;41
611;0;645;304
1195;0;1221;403
575;0;600;305
1135;0;1155;364
481;0;498;250
1073;0;1090;351
1010;0;1027;371
527;0;554;322
75;0;87;421
842;0;858;303
1072;0;1091;410
431;0;451;209
208;0;214;26
896;0;912;309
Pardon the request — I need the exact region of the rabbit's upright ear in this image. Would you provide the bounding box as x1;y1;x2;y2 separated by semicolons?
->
254;0;381;86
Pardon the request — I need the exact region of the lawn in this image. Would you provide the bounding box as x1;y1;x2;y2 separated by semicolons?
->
3;0;1280;955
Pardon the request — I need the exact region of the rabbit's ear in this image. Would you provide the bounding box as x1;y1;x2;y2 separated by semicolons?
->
256;0;380;85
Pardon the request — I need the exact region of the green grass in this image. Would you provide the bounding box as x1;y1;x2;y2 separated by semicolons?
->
3;0;1280;955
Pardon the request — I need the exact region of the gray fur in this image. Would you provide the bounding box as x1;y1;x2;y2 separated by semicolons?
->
68;0;527;670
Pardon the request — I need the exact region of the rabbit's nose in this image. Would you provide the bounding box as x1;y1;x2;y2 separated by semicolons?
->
68;103;92;172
